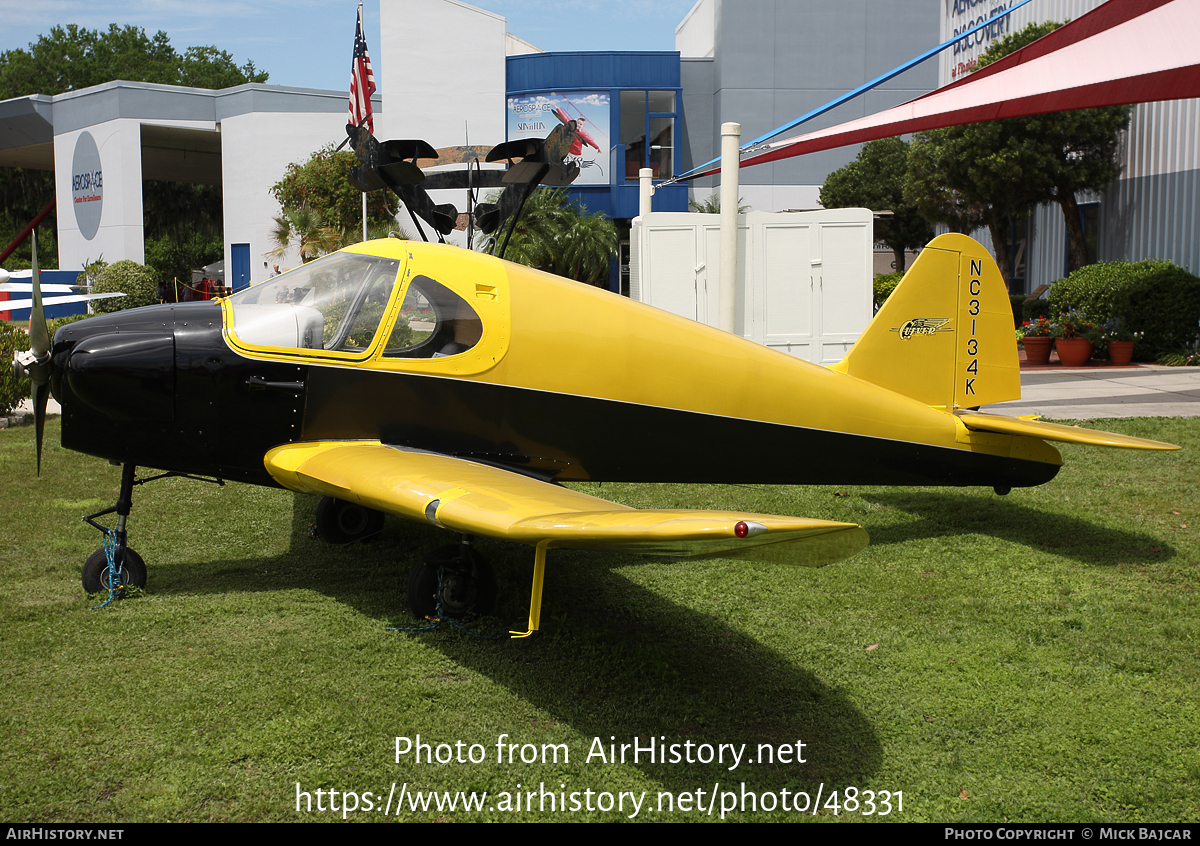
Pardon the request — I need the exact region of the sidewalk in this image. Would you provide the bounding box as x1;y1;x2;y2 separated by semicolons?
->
985;362;1200;420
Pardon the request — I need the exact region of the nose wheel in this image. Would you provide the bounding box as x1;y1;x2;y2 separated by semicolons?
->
82;547;147;593
407;542;496;620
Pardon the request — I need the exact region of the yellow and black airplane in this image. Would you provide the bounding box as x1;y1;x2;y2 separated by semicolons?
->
15;225;1177;636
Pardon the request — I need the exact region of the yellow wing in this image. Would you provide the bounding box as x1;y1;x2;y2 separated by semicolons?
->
264;440;867;567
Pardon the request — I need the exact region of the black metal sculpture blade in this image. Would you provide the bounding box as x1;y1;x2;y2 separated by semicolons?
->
342;120;584;254
346;124;456;241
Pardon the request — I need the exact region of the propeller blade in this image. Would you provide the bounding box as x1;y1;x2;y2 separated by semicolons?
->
29;231;49;358
25;230;52;476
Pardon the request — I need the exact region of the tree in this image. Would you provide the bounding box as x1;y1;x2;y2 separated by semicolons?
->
905;22;1131;278
481;188;618;287
905;121;1046;281
0;24;266;97
819;138;933;273
267;205;342;264
0;25;268;269
271;147;397;243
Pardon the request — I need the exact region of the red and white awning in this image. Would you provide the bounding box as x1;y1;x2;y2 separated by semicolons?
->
734;0;1200;172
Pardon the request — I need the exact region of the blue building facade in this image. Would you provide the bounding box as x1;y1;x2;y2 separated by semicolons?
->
505;51;689;222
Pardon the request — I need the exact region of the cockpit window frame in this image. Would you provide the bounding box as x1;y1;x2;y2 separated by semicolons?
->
221;251;405;363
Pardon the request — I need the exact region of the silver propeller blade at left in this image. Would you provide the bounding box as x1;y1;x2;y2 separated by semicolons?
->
10;230;53;474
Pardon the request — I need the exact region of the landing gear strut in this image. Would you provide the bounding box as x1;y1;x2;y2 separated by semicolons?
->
82;463;146;593
81;464;223;595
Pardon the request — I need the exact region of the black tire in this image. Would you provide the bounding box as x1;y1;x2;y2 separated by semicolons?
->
314;496;385;544
407;544;497;620
82;547;147;594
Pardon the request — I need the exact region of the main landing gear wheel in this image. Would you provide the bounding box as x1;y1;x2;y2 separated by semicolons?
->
314;496;385;544
407;544;497;620
82;547;147;594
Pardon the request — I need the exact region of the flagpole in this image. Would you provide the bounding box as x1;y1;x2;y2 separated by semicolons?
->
351;1;374;241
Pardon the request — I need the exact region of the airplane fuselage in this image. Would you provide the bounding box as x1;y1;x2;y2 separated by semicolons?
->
49;240;1060;492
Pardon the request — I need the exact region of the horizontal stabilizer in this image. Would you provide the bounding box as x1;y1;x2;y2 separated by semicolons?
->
265;442;867;567
958;412;1179;450
2;281;80;293
1;292;123;312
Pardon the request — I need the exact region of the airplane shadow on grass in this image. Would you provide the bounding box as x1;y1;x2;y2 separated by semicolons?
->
861;490;1177;565
138;484;1179;797
277;493;885;794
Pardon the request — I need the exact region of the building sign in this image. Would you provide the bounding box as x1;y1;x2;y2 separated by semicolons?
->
71;131;103;240
948;0;1017;78
505;91;610;186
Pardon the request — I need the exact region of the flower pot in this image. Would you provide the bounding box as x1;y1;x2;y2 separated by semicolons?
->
1023;336;1053;365
1055;338;1094;367
1107;340;1135;366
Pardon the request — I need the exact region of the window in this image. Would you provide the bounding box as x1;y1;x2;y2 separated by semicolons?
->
228;253;401;353
383;275;483;358
621;89;677;180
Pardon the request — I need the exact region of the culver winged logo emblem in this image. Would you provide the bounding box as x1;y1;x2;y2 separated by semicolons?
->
891;318;951;340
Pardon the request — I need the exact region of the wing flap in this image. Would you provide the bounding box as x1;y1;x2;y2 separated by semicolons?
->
958;412;1179;450
265;441;867;566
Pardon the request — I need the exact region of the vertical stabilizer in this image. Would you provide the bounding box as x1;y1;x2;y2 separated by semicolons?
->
831;233;1020;409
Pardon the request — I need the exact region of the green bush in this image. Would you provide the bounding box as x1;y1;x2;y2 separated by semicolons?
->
49;314;94;334
1009;294;1026;329
1022;297;1053;322
0;321;31;416
1047;259;1200;360
92;260;159;313
873;271;903;307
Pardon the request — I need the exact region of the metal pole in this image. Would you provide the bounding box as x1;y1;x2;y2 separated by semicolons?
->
638;167;653;218
718;122;741;334
362;192;368;242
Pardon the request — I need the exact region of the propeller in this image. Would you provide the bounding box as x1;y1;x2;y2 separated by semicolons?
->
11;230;52;474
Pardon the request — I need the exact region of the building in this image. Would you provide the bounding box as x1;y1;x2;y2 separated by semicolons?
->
941;0;1200;293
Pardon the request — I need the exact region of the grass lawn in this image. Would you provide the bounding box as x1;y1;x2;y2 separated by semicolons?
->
1;417;1197;822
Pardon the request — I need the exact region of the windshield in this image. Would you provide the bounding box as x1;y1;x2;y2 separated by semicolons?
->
228;253;401;353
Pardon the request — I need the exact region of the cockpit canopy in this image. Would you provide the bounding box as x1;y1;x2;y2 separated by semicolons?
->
226;252;482;359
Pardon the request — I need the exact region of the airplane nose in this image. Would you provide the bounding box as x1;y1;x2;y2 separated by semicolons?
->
65;330;175;422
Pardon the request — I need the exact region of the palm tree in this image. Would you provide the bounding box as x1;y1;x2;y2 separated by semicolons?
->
267;204;342;264
480;188;617;287
688;194;749;214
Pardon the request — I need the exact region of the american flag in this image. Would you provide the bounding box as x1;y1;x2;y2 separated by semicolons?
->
350;5;376;133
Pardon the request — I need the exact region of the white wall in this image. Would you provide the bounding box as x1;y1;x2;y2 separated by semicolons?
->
377;0;508;149
675;0;716;57
632;208;873;365
55;120;145;273
219;110;352;285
